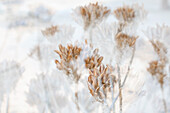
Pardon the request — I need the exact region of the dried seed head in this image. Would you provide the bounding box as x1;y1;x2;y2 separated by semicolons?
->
114;4;147;23
115;33;138;49
74;2;110;30
42;25;59;36
88;64;116;103
84;48;103;70
55;44;82;82
148;40;168;88
150;40;167;60
147;60;166;87
114;6;135;22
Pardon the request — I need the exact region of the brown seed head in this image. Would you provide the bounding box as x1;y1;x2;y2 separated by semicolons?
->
147;60;166;87
150;40;167;60
79;2;110;30
88;64;116;103
84;49;103;71
148;40;168;88
115;33;138;49
55;44;82;77
114;6;135;22
42;25;59;36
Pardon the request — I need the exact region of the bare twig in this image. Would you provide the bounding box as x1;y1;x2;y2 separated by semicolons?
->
121;45;136;88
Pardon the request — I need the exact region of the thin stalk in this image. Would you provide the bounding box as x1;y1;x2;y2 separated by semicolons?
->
121;46;136;88
109;92;120;113
46;75;59;113
75;82;80;113
161;87;167;113
88;27;93;47
6;93;10;113
117;64;122;113
110;76;115;113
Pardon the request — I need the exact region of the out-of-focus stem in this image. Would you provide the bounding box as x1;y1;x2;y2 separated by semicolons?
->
161;87;167;113
75;82;80;113
117;64;122;113
88;27;94;48
6;93;10;113
109;76;115;113
121;45;136;88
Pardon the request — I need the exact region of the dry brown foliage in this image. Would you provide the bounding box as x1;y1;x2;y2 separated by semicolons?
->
84;48;103;71
148;40;168;87
114;6;135;22
79;2;110;30
42;25;59;36
115;33;138;49
88;64;116;103
55;44;82;81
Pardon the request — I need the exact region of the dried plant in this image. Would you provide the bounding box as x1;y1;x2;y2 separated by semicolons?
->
54;41;94;113
42;25;75;45
114;6;135;23
29;43;56;71
74;2;110;30
55;44;82;82
145;25;170;113
42;25;59;36
88;64;118;113
84;48;103;71
0;61;24;113
147;40;168;113
27;72;71;113
144;24;170;48
114;4;147;24
115;33;138;50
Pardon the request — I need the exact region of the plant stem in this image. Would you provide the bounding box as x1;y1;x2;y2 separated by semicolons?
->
88;28;93;47
161;87;167;113
75;82;80;113
6;94;10;113
121;46;136;88
117;64;122;113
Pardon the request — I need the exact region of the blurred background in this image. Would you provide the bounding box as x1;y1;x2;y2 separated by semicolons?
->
0;0;170;113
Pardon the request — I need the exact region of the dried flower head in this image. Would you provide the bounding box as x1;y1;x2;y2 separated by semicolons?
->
74;2;110;30
115;33;138;49
144;24;170;41
150;40;167;60
147;60;166;87
84;48;103;71
42;25;75;45
114;6;135;22
55;44;82;79
147;40;168;88
42;25;59;36
88;64;116;103
114;4;147;23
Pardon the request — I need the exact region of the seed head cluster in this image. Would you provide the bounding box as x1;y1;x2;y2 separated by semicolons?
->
88;64;116;103
55;44;82;81
115;33;138;49
42;25;59;36
147;40;168;87
84;49;103;71
114;6;135;22
79;2;110;30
